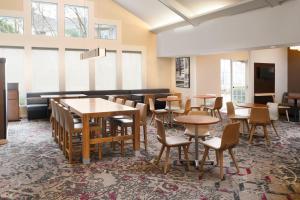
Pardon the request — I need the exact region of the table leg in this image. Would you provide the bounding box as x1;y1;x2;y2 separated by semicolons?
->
168;101;173;127
194;125;199;168
204;98;206;107
82;115;90;164
133;110;140;150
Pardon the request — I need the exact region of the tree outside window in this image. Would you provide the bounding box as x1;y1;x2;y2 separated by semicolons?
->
0;16;23;34
65;5;88;38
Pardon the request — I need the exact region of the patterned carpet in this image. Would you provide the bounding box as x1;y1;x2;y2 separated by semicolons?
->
0;116;299;200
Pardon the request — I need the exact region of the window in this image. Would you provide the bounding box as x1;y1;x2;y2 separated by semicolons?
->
32;48;59;92
0;47;26;105
122;51;142;89
65;5;88;38
95;51;117;90
65;50;89;91
0;16;23;34
32;1;58;36
95;24;116;40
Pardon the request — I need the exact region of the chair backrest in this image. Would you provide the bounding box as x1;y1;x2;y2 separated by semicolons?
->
155;118;166;144
183;98;191;114
125;100;135;107
63;107;75;133
166;95;181;109
249;107;271;124
52;101;59;122
57;104;65;128
220;122;240;150
136;103;147;123
214;97;223;109
173;92;182;108
267;102;279;120
108;96;115;102
226;102;235;117
149;97;155;111
50;99;55;118
116;98;125;104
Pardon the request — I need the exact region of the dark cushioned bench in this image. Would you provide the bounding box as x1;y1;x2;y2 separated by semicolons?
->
26;89;170;120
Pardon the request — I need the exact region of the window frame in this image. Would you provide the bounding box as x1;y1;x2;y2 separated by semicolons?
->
0;15;24;34
94;23;117;40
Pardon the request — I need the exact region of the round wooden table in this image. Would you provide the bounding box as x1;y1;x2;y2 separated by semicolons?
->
193;94;216;106
174;115;219;167
236;103;266;108
157;97;181;127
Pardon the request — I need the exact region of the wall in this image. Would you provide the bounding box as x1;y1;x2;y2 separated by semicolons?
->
288;49;300;93
157;0;300;57
249;48;288;103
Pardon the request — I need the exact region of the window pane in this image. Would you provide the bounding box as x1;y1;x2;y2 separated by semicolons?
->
0;48;26;105
95;24;116;40
0;16;23;34
65;50;89;91
122;51;142;89
65;5;88;38
32;1;58;36
95;51;117;90
32;49;59;92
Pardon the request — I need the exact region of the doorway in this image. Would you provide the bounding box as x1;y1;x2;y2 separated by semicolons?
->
221;59;248;104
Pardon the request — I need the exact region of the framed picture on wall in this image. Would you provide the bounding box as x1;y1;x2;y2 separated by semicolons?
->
176;57;190;88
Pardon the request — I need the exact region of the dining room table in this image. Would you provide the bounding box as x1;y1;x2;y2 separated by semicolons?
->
174;115;220;168
157;96;181;127
60;98;140;164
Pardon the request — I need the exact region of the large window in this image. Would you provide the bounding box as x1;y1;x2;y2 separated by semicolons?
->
95;24;116;40
32;1;58;36
95;51;117;90
122;51;142;89
0;16;23;34
32;48;59;92
0;47;26;105
64;5;88;38
65;49;89;91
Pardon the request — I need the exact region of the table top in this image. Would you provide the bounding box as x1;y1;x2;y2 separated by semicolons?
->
40;94;87;99
174;115;219;125
157;97;181;102
60;98;137;116
254;93;275;97
193;94;216;99
287;95;300;100
236;103;266;108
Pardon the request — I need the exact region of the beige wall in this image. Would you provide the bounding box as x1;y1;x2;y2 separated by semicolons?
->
0;0;23;11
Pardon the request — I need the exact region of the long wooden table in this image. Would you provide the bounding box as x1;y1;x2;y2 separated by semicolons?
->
60;98;140;164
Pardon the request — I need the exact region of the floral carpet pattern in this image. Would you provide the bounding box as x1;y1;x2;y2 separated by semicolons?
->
0;116;299;200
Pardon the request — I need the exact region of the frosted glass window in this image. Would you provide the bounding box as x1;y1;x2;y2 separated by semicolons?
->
95;24;117;40
65;50;89;91
64;5;88;38
95;51;117;90
0;16;23;34
32;49;59;92
32;1;58;36
122;51;142;89
0;48;26;105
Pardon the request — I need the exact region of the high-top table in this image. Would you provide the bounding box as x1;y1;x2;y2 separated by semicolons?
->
157;97;181;127
60;98;140;164
174;115;219;168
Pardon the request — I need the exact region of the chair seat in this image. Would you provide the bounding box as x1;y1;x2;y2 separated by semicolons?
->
74;122;101;131
165;106;181;111
165;136;191;146
200;137;221;149
184;130;210;138
204;106;214;110
154;109;167;114
228;114;249;120
173;109;185;114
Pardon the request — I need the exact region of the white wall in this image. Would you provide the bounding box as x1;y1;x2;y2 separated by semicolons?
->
249;48;288;103
157;0;300;57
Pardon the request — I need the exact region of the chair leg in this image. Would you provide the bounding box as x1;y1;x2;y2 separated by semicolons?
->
263;125;270;145
285;110;290;122
215;150;219;166
178;146;182;160
150;113;155;126
183;145;190;171
249;125;256;144
200;146;209;172
121;127;125;156
217;109;222;120
69;133;73;163
164;147;170;174
143;124;147;151
271;121;279;137
219;150;224;180
98;143;102;160
156;145;165;165
229;148;239;173
245;120;250;133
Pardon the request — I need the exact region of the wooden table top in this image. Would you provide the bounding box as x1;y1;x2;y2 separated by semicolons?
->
287;95;300;100
157;97;181;102
41;94;87;99
236;103;266;108
174;115;219;125
193;94;216;99
254;93;275;97
60;98;137;116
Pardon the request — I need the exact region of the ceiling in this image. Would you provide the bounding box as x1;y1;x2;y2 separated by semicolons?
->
113;0;291;33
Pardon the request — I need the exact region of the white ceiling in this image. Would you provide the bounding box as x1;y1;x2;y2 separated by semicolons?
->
113;0;291;33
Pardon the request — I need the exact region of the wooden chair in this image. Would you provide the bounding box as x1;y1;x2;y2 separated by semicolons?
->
200;122;240;180
165;95;181;111
116;98;125;105
184;111;211;141
57;104;66;153
173;98;191;116
248;107;271;145
155;118;191;174
113;103;148;152
50;99;57;139
267;102;279;137
149;97;167;126
108;96;115;102
226;102;250;133
124;100;135;107
204;97;223;120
